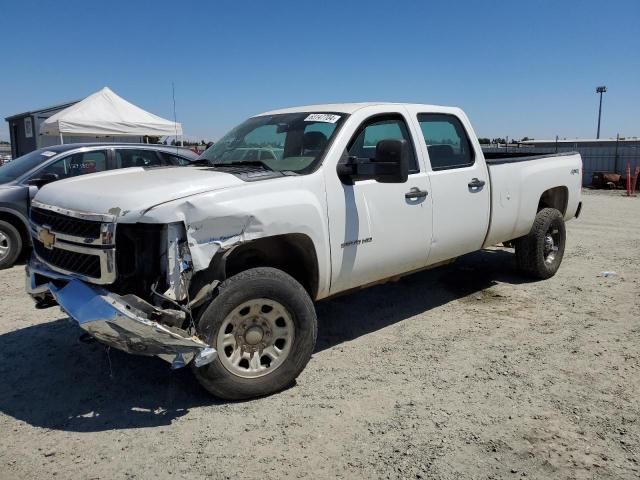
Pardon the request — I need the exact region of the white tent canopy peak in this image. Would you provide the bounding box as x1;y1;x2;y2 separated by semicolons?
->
39;86;183;137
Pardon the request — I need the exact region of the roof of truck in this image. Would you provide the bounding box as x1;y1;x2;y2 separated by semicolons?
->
257;102;453;116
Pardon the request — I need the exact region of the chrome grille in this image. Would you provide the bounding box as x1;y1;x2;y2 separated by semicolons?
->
29;201;117;284
33;240;101;279
31;207;101;238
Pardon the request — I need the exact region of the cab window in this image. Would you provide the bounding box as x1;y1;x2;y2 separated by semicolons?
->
347;115;419;173
418;114;475;170
38;150;108;180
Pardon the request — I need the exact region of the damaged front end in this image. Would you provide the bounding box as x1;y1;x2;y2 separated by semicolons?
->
49;279;216;368
27;202;218;369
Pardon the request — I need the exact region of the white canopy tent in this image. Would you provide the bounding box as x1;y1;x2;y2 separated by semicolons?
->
39;86;183;143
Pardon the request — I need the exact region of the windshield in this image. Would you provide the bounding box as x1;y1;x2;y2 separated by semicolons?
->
199;112;347;173
0;149;59;184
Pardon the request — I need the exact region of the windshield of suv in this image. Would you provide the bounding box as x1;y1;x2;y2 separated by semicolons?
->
199;112;347;173
0;149;60;184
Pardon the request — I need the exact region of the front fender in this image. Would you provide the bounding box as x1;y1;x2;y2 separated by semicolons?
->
136;176;331;298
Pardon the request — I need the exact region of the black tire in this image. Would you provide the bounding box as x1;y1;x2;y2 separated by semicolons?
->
515;208;566;279
192;267;317;400
0;220;22;270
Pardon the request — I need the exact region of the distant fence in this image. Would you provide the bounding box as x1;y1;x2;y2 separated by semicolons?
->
482;140;640;186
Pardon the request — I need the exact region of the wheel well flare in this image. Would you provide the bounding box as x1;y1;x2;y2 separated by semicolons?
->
223;234;319;298
538;186;568;215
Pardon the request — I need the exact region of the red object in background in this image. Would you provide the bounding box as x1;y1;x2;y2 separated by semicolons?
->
632;166;640;195
191;147;199;154
625;163;639;197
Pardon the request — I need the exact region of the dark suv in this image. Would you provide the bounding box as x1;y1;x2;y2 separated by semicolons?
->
0;143;199;269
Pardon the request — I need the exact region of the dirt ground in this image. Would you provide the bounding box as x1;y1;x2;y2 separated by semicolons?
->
0;189;638;480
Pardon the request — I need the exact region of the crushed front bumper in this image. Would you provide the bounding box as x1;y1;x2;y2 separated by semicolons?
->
26;260;216;369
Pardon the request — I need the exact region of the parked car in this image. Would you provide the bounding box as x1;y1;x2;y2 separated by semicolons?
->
0;143;198;268
25;103;582;400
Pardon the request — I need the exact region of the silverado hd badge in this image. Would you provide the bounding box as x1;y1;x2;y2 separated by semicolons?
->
341;237;373;248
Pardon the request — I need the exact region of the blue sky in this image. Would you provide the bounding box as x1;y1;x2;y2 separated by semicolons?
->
1;0;638;142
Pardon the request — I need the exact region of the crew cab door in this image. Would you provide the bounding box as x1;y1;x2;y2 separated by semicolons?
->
325;109;433;294
409;108;490;263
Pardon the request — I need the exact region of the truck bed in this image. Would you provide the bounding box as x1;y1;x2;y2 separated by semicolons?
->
483;151;582;248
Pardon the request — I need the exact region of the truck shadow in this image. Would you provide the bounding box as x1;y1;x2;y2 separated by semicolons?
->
0;249;529;432
315;248;529;352
0;318;215;432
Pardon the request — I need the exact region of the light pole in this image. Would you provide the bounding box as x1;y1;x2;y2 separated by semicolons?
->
596;86;607;139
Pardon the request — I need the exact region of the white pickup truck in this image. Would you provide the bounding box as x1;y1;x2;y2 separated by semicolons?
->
26;103;582;399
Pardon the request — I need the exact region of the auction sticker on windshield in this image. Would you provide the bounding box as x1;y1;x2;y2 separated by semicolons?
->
305;113;341;123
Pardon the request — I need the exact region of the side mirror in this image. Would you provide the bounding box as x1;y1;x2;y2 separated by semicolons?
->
28;172;59;188
337;139;410;184
372;139;410;183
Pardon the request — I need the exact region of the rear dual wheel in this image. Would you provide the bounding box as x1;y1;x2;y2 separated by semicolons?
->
192;267;317;400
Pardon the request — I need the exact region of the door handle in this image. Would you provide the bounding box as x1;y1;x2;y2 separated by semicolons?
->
405;187;428;200
468;178;486;189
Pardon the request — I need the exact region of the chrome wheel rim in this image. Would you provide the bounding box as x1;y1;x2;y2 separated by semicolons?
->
0;231;10;261
543;226;560;264
216;298;295;379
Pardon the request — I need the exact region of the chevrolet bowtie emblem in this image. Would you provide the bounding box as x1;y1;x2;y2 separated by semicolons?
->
38;227;56;250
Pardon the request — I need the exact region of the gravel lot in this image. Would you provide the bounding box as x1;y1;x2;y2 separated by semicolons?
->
0;189;638;479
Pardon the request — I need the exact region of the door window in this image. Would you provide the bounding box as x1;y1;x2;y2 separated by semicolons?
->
417;114;475;170
115;149;162;168
38;150;107;180
347;115;419;173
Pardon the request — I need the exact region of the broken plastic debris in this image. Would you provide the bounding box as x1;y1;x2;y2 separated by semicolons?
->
601;271;617;278
194;348;218;367
171;352;187;369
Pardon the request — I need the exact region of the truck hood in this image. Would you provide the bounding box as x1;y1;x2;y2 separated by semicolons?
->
34;167;245;217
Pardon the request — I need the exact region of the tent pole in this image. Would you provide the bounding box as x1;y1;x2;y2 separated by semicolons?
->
59;133;64;145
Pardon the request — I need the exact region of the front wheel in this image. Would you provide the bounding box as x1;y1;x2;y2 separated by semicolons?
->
192;267;317;400
515;208;566;279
